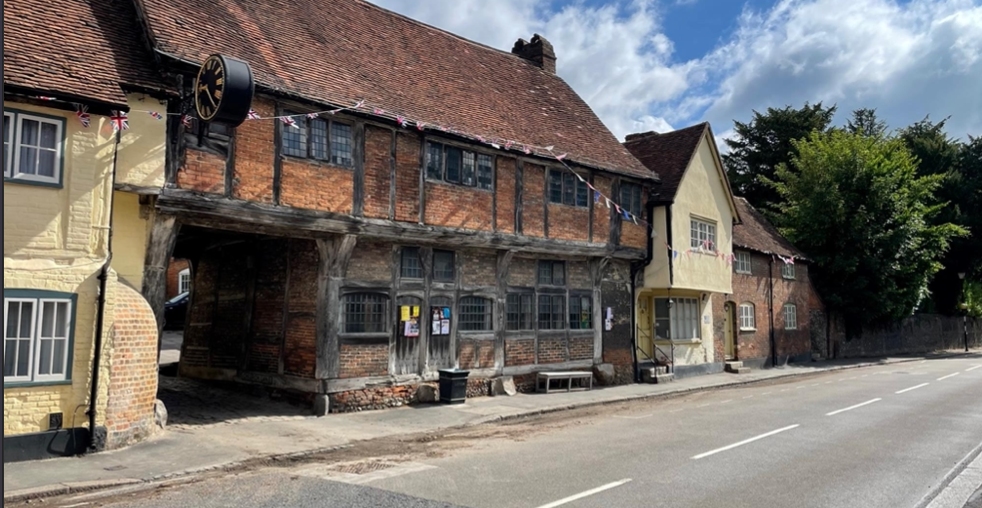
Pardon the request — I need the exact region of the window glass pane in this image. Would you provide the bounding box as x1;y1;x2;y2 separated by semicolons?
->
538;295;553;330
40;122;58;149
548;170;563;204
41;301;55;338
20;118;39;146
401;248;422;279
570;296;592;330
19;301;33;339
37;150;56;178
56;302;69;337
537;261;553;286
4;113;12;175
342;293;388;334
19;145;38;175
330;123;353;166
553;296;566;329
477;154;493;190
52;340;66;375
552;261;565;286
311;118;329;160
17;339;31;377
281;111;305;157
426;143;444;180
563;173;575;206
6;301;20;339
461;151;476;186
445;147;462;183
4;340;16;377
459;297;492;331
654;298;670;340
433;250;455;281
38;339;52;376
576;180;588;207
507;294;520;330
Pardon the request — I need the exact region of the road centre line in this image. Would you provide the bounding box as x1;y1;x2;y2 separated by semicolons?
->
938;373;961;381
826;398;882;416
966;365;982;372
895;383;930;394
743;395;754;399
535;479;633;508
719;399;733;405
614;414;652;420
692;425;800;460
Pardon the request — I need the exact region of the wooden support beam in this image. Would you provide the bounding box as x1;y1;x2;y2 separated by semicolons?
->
495;250;515;374
389;130;397;221
157;190;646;261
515;160;524;235
591;258;609;364
316;235;358;380
352;122;366;217
142;214;181;361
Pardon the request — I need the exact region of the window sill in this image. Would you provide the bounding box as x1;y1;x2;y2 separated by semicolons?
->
424;177;494;193
782;277;796;281
739;328;757;333
4;380;73;389
281;154;354;171
4;176;63;189
736;271;752;276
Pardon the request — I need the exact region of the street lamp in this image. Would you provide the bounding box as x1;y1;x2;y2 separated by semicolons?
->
958;273;969;352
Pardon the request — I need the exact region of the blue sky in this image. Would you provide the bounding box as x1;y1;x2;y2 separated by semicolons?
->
373;0;982;144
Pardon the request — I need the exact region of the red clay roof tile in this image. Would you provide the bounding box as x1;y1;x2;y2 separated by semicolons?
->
623;123;709;201
733;197;808;261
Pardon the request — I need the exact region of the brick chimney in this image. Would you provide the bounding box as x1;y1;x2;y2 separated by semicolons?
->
512;34;557;74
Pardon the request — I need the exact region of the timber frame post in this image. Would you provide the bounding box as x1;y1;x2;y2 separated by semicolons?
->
494;250;516;374
142;213;181;360
316;235;358;380
591;257;610;365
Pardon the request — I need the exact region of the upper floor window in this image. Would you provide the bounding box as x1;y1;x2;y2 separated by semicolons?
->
782;262;796;280
178;269;192;294
401;247;422;279
784;304;798;330
506;293;534;331
426;141;493;191
538;261;566;286
341;293;389;334
4;291;76;385
433;250;456;282
281;110;353;167
620;183;643;216
734;251;752;275
459;297;493;332
4;110;65;187
690;218;717;250
548;170;588;207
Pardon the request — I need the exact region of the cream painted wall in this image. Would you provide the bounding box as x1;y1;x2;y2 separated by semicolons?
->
666;134;734;294
112;191;151;290
115;94;166;189
637;289;716;366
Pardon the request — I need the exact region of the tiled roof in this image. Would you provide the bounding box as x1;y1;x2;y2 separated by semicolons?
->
732;197;808;261
623;123;708;201
3;0;164;108
134;0;653;179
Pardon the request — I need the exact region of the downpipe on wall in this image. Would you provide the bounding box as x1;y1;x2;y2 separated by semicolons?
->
630;197;658;383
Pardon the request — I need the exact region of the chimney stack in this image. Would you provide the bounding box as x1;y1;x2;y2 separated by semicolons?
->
512;34;557;74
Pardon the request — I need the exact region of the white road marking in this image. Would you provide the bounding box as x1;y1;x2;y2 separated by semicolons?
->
825;381;833;384
719;399;733;405
826;398;882;416
692;425;800;460
614;414;652;420
536;479;633;508
966;365;982;372
743;395;754;399
938;373;961;381
848;377;859;380
796;386;805;390
762;392;773;395
861;375;869;378
697;403;713;408
896;383;930;394
669;409;685;413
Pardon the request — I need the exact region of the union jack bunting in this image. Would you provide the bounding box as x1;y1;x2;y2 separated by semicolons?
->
353;100;365;110
281;116;299;128
37;96;56;101
181;115;194;129
491;143;501;149
416;121;426;131
75;104;91;128
595;191;601;204
110;111;129;132
148;111;164;120
523;145;532;155
622;209;631;221
396;116;406;127
556;153;567;162
247;109;261;120
505;141;513;150
373;108;385;116
306;112;320;119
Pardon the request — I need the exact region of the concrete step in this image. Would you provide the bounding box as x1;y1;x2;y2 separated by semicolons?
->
640;367;672;384
725;361;745;373
653;373;675;384
728;367;752;375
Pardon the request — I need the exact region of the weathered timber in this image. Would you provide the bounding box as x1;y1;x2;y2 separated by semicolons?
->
591;258;608;364
142;214;181;361
316;235;358;380
278;242;292;375
418;137;426;225
156;190;646;260
494;250;515;373
272;105;284;205
515;159;524;235
587;172;595;243
352;122;366;217
224;130;237;198
240;250;257;372
609;178;622;246
389;130;397;221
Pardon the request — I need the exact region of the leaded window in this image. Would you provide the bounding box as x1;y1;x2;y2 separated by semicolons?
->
433;250;455;282
547;170;588;207
538;295;566;330
459;297;493;331
569;295;593;330
538;261;566;286
342;293;389;334
401;247;422;279
506;293;534;331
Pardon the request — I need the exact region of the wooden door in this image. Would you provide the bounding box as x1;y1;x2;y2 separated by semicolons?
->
394;296;422;376
428;296;454;370
724;302;736;360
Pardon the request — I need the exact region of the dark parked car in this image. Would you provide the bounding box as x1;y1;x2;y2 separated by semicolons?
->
164;292;189;330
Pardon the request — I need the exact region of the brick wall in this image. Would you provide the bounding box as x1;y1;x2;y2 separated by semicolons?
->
424;183;493;231
232;98;276;203
569;336;594;361
508;257;537;287
522;164;546;237
538;337;568;364
339;344;389;379
105;284;160;450
568;261;592;289
593;176;612;243
505;339;535;366
178;149;225;194
280;159;354;213
364;125;393;219
394;132;421;222
346;240;392;282
834;315;981;358
460;250;497;287
284;241;318;377
166;258;191;299
548;204;590;241
621;222;647;249
496;158;517;234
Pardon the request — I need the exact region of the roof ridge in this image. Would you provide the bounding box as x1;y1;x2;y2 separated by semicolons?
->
624;122;709;144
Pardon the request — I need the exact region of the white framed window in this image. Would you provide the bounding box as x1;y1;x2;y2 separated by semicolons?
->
784;304;798;330
782;263;796;279
690;218;717;250
735;251;752;274
739;303;756;331
4;291;75;385
6;111;64;186
178;269;192;294
654;297;701;341
4;111;13;177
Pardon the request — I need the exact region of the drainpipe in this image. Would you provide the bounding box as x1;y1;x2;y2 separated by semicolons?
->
89;129;121;450
769;256;777;368
630;197;657;383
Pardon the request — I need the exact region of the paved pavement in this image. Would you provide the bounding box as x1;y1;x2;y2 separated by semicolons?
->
4;351;979;506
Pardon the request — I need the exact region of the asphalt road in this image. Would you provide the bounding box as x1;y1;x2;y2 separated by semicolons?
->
72;355;982;508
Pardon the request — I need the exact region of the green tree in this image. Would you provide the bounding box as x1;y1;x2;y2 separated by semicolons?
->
845;108;888;138
899;117;960;177
723;103;837;210
770;131;967;330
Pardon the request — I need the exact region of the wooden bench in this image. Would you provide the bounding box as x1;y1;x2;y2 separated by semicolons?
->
536;371;594;394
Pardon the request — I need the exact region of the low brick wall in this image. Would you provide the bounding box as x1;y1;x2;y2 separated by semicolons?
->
834;314;981;358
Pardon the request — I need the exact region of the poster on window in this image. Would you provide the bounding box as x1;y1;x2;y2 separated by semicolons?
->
404;318;420;338
440;319;450;335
